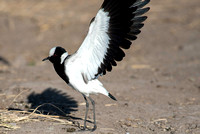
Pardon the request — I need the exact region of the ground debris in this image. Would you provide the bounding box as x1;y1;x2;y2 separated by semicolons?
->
0;104;79;131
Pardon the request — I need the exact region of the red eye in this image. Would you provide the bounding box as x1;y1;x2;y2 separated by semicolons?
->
53;54;57;57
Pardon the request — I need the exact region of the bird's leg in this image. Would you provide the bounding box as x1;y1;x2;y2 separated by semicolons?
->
88;96;97;131
82;94;89;130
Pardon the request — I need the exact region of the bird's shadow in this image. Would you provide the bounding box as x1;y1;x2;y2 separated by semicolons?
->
27;88;78;117
8;87;91;130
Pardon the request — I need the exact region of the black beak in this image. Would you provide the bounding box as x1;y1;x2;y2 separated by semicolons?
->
42;57;50;61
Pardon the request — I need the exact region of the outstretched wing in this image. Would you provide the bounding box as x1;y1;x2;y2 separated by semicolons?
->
73;0;150;82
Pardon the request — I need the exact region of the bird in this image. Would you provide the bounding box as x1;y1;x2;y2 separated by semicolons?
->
42;0;150;131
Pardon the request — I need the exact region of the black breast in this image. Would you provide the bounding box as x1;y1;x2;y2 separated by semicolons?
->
53;62;69;84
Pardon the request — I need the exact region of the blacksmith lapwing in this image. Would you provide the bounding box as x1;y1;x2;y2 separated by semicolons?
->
43;0;150;131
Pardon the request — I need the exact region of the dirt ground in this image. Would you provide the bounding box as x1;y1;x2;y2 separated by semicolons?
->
0;0;200;133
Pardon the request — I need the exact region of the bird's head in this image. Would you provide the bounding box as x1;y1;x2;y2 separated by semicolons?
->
42;46;68;64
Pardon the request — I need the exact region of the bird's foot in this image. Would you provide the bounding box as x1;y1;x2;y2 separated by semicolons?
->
78;124;96;132
91;125;97;131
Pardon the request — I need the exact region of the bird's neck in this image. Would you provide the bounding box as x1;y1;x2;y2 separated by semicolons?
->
53;62;69;84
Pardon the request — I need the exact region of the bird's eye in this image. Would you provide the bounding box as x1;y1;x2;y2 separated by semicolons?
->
53;54;57;57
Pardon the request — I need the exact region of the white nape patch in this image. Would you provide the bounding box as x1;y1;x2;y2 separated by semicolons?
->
49;47;57;56
60;52;68;64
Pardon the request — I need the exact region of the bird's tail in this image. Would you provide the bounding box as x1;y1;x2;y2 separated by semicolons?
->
108;93;117;101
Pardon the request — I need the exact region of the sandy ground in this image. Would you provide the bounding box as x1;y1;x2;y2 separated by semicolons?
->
0;0;200;133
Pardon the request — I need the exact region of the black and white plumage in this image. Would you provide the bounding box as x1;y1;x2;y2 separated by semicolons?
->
43;0;150;131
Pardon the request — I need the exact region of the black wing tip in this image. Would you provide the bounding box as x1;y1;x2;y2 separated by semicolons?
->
146;7;150;11
108;93;117;101
143;0;151;5
133;0;150;8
